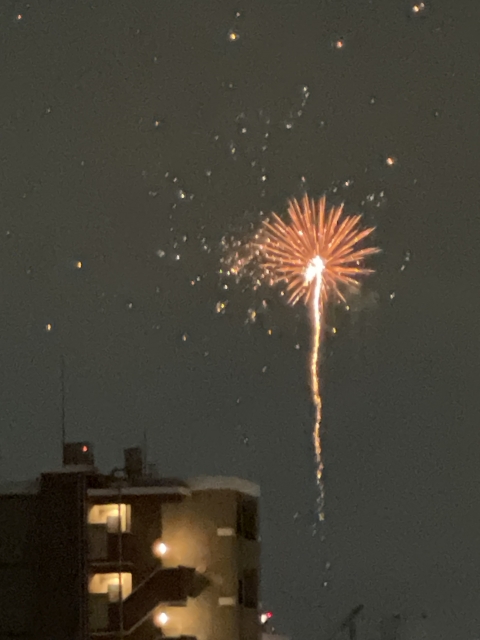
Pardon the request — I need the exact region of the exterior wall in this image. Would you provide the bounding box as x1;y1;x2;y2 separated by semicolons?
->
129;494;167;586
0;494;36;639
36;472;88;640
160;488;260;640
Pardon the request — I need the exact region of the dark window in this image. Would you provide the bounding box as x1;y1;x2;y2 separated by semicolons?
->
243;570;258;609
238;578;244;606
236;496;258;541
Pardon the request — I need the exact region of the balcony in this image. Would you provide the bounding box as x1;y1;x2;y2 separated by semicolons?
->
88;524;135;565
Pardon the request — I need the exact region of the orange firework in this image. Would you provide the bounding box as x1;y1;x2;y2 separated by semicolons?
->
253;194;379;306
230;194;379;521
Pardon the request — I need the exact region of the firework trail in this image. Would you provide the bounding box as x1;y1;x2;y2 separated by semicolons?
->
225;195;379;520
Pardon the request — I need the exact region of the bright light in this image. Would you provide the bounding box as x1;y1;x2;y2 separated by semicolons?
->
152;540;168;557
305;255;324;283
260;611;273;624
155;612;168;626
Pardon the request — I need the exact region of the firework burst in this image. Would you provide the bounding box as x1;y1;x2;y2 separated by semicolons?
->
225;194;379;521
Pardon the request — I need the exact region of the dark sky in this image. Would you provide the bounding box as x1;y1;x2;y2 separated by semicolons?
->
1;0;480;637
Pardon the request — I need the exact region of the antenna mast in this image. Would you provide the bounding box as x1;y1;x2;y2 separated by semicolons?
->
143;428;147;475
61;355;66;465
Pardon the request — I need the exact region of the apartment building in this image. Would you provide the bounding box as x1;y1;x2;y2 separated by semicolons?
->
0;442;261;640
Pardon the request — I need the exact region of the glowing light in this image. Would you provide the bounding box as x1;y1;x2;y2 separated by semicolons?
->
305;255;324;284
412;2;425;13
155;612;169;626
225;195;379;520
152;541;168;557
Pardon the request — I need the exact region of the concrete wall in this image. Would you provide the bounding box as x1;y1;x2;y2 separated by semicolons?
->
160;488;260;640
0;494;36;639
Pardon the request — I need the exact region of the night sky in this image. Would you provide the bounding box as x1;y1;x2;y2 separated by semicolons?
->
1;0;480;637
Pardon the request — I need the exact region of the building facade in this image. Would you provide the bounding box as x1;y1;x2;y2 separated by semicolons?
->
0;443;261;640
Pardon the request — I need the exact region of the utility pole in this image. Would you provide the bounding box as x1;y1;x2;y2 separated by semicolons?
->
110;468;126;640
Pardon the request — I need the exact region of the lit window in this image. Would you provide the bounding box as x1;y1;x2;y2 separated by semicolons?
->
88;504;131;533
89;573;132;601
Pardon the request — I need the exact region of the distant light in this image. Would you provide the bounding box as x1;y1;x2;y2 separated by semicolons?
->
385;156;397;166
45;323;53;332
411;2;425;13
82;445;88;452
260;612;273;624
152;540;168;557
228;29;240;41
155;612;168;626
75;260;82;269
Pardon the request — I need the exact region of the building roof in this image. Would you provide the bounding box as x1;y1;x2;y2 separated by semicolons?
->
44;464;98;474
188;476;260;497
0;473;260;498
88;485;190;497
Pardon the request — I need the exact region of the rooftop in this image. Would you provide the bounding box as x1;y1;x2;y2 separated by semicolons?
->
0;474;260;498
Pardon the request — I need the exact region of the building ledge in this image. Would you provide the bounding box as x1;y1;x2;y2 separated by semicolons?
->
88;486;190;497
188;476;260;497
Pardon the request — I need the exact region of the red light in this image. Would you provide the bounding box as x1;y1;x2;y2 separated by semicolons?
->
82;445;88;452
267;612;273;619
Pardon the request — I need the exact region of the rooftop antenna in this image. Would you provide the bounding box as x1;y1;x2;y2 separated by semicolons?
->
142;427;148;475
61;355;66;465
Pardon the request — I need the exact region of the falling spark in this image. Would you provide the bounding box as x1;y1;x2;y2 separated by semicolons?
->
225;195;379;520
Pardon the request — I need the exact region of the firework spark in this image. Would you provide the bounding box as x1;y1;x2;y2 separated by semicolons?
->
226;194;379;520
